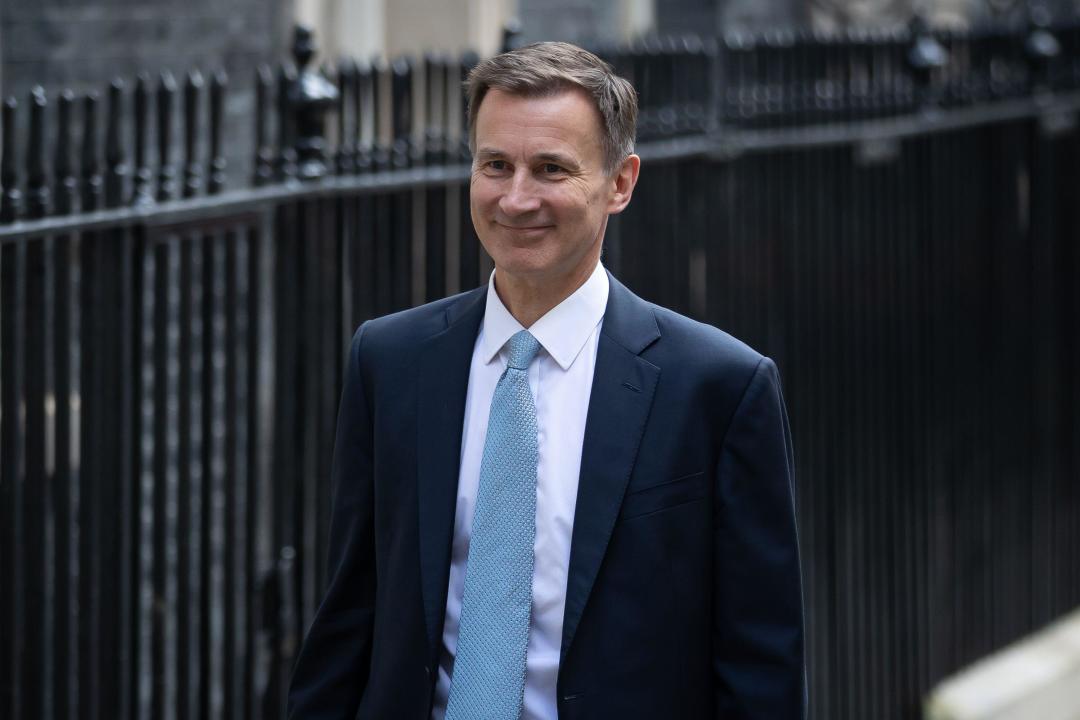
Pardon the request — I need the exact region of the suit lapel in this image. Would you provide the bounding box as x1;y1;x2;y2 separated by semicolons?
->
416;288;486;663
561;274;661;660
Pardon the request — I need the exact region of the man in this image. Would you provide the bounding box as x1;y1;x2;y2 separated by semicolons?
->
288;42;805;719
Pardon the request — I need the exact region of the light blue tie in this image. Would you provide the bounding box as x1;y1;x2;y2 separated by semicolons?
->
445;330;542;720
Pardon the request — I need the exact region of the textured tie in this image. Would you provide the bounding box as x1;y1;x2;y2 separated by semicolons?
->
445;330;542;720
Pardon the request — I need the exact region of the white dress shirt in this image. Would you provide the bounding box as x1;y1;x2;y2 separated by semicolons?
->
431;261;609;720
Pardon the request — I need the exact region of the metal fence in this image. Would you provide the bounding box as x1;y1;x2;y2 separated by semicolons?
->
1;17;1079;720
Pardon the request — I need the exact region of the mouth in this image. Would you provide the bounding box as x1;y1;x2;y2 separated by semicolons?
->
496;222;554;234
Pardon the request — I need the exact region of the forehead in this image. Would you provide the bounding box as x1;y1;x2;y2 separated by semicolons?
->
474;88;604;157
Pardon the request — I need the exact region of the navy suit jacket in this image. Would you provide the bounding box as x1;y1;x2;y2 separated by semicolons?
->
287;272;806;719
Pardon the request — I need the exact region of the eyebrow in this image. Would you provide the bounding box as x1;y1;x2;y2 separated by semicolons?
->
474;147;581;170
534;152;580;170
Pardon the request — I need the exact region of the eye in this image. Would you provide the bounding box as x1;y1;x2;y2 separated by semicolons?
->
541;163;564;174
486;160;507;172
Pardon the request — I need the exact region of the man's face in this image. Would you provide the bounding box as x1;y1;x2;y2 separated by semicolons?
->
470;87;637;289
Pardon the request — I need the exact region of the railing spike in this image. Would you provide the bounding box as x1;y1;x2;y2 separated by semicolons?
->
1025;6;1061;92
371;56;390;171
81;92;103;213
424;52;447;166
346;59;363;172
157;71;178;202
458;51;479;162
1;97;22;223
208;70;227;195
354;59;372;174
27;87;51;219
391;56;414;169
288;31;339;182
133;73;154;206
336;59;356;175
55;90;77;215
254;64;275;187
276;62;299;182
183;70;204;198
502;19;523;53
906;16;948;107
105;78;128;208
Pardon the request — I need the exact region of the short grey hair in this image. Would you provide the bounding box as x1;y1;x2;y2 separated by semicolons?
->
465;41;638;175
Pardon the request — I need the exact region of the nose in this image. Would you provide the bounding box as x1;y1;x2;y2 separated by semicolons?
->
498;170;542;217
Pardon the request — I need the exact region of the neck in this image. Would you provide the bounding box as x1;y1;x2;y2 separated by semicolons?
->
494;259;599;328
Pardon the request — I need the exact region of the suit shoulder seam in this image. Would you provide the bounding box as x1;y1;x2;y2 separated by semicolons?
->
717;355;769;450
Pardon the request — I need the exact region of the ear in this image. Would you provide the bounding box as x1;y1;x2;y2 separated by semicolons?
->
606;154;641;215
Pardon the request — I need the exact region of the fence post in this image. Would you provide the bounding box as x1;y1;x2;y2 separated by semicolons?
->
424;52;447;166
105;80;128;208
254;66;275;187
27;88;50;219
354;60;373;174
371;57;390;172
1024;6;1061;94
208;71;227;195
133;75;154;206
81;93;103;212
391;57;414;169
907;16;948;109
288;25;338;182
55;91;77;215
336;60;356;176
502;19;523;53
1;97;21;223
182;71;203;199
458;51;478;163
276;63;299;183
156;74;177;202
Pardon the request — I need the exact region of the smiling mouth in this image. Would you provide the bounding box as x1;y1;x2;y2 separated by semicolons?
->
497;223;554;232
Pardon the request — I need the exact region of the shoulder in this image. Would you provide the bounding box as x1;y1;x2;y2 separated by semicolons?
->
354;287;484;347
347;287;485;368
648;302;773;394
608;273;765;383
629;298;784;433
649;303;762;369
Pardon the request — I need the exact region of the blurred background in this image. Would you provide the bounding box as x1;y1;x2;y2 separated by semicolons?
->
1;1;1078;718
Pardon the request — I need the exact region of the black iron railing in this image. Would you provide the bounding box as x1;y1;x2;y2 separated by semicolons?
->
1;16;1079;720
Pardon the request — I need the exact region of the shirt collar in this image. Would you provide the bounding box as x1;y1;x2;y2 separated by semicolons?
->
479;261;609;371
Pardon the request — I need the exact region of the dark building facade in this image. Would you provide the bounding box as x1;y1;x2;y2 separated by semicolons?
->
517;0;1080;43
517;0;626;46
1;0;291;186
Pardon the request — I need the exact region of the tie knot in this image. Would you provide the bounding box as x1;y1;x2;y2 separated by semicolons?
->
506;330;541;370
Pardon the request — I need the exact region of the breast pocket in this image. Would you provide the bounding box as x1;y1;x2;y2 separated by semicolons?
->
619;471;707;520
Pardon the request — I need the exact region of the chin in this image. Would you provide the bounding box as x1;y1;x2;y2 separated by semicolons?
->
483;239;544;269
492;256;557;281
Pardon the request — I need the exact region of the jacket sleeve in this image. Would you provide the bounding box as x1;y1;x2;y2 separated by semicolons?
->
288;324;377;719
713;356;807;719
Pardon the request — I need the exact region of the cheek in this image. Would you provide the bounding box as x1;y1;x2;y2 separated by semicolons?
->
567;177;610;213
469;176;487;202
550;186;597;217
469;181;499;217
